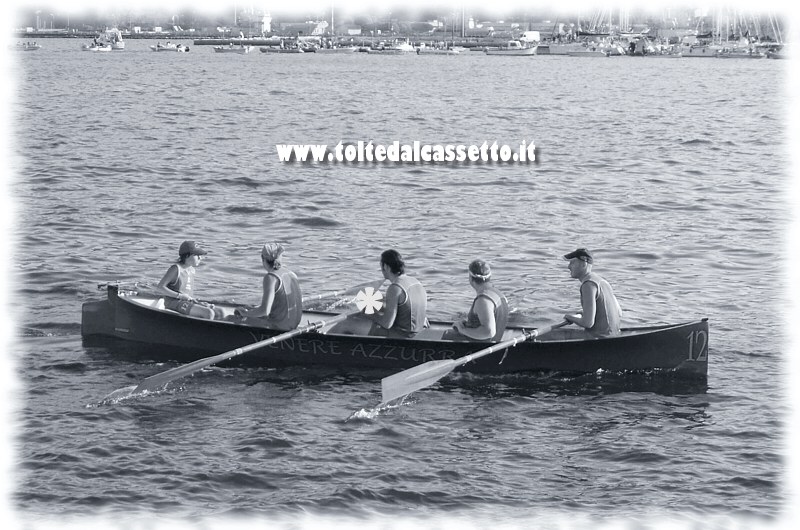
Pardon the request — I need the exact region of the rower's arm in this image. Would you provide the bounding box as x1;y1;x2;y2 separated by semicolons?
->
565;282;598;329
455;297;496;340
578;282;598;328
369;284;402;329
156;265;184;299
242;274;277;318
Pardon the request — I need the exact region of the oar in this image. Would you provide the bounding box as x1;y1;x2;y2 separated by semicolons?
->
301;279;387;307
129;310;361;395
381;320;570;404
99;279;385;308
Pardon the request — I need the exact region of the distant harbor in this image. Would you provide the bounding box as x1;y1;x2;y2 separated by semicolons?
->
13;25;788;60
13;30;547;50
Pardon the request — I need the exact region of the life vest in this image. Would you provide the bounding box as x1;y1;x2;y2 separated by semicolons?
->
582;272;621;336
265;268;302;330
464;286;509;341
166;264;195;297
391;275;427;335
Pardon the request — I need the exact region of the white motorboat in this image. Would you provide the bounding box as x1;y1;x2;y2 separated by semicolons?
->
104;29;125;50
81;43;113;52
484;41;537;56
150;42;190;52
366;41;416;54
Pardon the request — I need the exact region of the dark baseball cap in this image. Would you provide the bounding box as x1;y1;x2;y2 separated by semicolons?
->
563;248;593;264
179;240;208;256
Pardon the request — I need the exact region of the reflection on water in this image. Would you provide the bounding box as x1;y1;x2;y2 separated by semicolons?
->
446;369;709;397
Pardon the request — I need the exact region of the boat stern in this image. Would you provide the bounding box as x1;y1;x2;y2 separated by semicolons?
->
81;299;115;337
672;318;709;377
81;284;124;337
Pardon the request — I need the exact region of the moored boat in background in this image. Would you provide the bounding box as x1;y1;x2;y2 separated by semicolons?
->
416;44;462;55
766;45;789;59
566;49;609;57
316;46;357;54
680;44;724;58
82;285;709;379
366;40;416;54
213;44;253;54
484;40;537;56
714;47;765;59
260;46;305;53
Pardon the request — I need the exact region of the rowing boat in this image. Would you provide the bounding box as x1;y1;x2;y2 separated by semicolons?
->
81;284;708;378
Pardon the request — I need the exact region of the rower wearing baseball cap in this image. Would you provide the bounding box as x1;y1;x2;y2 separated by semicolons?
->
563;248;621;336
157;240;216;319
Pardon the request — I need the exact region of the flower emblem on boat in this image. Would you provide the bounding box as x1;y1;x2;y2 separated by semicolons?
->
355;287;383;314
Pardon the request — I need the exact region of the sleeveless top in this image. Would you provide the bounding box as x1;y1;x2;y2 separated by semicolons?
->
464;287;509;341
166;264;195;297
582;272;621;336
265;268;303;331
391;275;427;335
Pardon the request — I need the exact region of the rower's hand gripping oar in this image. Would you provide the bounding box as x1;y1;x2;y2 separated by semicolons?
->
130;310;362;395
380;320;570;404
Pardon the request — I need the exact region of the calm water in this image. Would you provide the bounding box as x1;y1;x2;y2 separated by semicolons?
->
5;37;796;528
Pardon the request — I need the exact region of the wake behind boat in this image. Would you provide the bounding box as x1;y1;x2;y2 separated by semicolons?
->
82;284;708;378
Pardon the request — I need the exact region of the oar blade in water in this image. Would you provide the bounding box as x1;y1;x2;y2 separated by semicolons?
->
381;359;458;403
132;347;245;394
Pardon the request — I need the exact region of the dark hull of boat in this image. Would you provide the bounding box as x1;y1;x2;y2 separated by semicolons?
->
82;286;708;378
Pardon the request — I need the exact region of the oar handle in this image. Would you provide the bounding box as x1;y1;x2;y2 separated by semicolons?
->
101;279;386;307
379;320;571;403
456;320;570;367
302;279;387;305
530;320;570;339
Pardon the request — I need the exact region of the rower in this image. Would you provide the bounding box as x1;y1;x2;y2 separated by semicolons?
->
235;243;302;331
363;249;429;338
443;259;509;341
156;240;216;320
563;248;621;336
